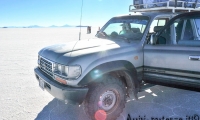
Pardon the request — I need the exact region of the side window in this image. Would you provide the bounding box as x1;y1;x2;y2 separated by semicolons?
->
154;15;200;47
157;25;171;45
174;19;194;41
174;17;200;47
183;20;193;40
147;17;169;45
175;19;184;41
157;19;166;26
149;18;169;33
194;19;200;35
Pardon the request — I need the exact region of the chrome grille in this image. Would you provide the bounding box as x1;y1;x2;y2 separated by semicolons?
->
40;57;53;77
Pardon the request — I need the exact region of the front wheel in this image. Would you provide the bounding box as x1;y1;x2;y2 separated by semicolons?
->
83;76;126;120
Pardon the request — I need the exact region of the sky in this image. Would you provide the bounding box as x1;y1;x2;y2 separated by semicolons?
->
0;0;133;27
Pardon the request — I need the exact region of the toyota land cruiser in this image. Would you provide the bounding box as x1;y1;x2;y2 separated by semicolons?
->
34;5;200;120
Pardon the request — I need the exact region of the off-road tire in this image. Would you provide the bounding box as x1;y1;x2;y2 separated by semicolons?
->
83;75;126;120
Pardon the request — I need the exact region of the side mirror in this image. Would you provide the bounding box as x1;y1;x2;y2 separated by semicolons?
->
87;26;91;34
150;34;157;45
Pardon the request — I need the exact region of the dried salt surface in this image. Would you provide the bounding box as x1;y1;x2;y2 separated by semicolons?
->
0;27;96;120
0;27;200;120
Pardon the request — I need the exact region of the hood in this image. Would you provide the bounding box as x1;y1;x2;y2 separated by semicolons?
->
73;38;115;51
39;38;118;63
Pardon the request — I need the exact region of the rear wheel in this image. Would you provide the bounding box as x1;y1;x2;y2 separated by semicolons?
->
83;76;126;120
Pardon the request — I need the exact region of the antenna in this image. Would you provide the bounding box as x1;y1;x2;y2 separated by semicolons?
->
79;0;84;40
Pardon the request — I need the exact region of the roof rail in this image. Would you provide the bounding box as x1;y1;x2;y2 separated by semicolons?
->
130;1;200;13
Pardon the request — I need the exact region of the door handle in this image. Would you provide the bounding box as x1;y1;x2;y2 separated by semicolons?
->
189;56;200;60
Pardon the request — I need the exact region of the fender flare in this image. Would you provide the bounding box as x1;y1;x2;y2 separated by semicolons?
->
78;60;139;99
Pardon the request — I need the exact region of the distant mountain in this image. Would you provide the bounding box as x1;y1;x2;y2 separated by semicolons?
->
1;24;83;28
49;25;58;28
28;25;42;28
76;25;89;27
48;24;72;28
2;26;18;28
61;24;72;27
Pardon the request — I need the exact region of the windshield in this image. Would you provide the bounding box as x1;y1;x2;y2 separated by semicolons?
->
96;16;149;41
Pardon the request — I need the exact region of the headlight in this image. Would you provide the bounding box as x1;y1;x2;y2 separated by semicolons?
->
64;66;69;75
53;63;81;79
67;66;81;79
58;64;63;72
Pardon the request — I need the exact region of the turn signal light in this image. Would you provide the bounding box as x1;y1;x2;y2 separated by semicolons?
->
55;76;67;85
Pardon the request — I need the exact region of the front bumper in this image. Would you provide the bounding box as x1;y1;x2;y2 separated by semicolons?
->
34;67;88;105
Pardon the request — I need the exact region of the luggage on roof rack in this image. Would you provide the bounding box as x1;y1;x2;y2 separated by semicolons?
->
130;0;200;12
133;0;200;8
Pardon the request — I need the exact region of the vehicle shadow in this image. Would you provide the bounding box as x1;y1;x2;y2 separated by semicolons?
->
125;85;200;119
35;98;129;120
35;85;200;120
35;98;90;120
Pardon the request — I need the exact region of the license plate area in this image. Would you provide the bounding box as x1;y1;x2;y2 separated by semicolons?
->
39;78;45;90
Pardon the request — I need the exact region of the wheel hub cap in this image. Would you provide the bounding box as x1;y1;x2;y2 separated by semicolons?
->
98;90;117;111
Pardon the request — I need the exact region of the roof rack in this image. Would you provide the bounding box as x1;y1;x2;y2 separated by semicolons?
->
130;1;200;13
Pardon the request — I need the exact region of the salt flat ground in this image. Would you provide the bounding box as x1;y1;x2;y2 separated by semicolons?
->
0;28;200;120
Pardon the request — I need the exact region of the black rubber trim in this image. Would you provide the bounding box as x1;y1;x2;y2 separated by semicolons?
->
34;67;88;105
